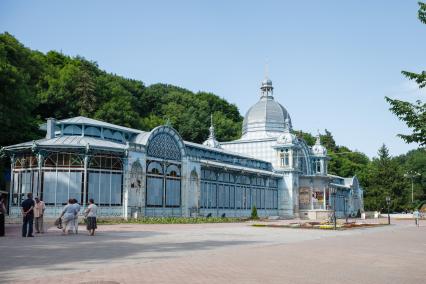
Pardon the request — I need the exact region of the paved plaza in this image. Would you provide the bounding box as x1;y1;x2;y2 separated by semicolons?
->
0;219;425;284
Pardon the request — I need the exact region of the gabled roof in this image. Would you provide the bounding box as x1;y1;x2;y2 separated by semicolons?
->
42;116;146;135
3;136;126;152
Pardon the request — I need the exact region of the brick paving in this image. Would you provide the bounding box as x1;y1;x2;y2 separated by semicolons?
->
0;219;424;284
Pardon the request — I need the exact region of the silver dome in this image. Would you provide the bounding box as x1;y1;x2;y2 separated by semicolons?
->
242;78;291;139
312;135;327;156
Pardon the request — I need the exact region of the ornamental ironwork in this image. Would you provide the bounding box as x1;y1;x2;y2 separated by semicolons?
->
147;133;181;161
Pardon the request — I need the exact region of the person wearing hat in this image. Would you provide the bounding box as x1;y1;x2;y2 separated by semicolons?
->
34;196;46;234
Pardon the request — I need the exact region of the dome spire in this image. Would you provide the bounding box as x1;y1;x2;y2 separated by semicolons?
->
203;114;221;148
209;114;215;139
284;113;292;132
315;130;321;145
260;64;273;98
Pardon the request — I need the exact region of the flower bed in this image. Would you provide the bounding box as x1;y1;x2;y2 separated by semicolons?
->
252;222;384;230
97;216;244;225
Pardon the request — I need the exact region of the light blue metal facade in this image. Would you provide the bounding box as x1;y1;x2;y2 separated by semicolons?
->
3;77;364;220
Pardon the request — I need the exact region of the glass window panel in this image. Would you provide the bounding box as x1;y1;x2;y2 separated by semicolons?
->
166;179;180;207
210;184;217;208
224;185;229;209
56;171;69;205
99;173;110;205
146;177;163;206
21;172;32;194
111;173;122;205
69;172;82;203
229;186;235;209
88;172;100;204
200;182;206;208
43;171;57;205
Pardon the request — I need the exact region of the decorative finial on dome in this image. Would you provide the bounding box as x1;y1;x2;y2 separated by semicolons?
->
284;113;292;132
312;130;327;156
260;63;273;99
203;114;221;148
209;114;215;139
315;130;321;145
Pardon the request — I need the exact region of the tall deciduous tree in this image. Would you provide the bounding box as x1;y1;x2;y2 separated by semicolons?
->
385;2;426;146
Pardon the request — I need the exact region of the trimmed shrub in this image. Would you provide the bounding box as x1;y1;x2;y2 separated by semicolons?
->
251;206;259;220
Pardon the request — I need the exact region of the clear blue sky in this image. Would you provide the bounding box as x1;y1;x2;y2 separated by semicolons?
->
1;0;425;158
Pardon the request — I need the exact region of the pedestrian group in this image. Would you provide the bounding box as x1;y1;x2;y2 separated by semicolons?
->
19;192;97;237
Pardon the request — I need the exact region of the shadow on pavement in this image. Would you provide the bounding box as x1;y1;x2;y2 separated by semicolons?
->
0;227;256;282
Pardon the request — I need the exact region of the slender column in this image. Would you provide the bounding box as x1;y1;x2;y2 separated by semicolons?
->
83;155;88;207
310;187;314;210
9;156;15;213
37;153;43;198
123;157;129;220
323;186;326;210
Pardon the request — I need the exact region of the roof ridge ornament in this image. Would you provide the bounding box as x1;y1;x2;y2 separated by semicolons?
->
284;113;292;132
260;70;274;99
315;130;321;145
209;114;215;139
203;114;222;149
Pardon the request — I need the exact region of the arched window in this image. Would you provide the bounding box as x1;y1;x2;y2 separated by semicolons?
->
146;161;181;208
103;129;114;140
166;165;180;177
166;164;180;177
280;149;290;167
113;131;123;142
147;162;163;175
85;126;101;137
63;125;82;136
314;159;321;173
130;160;143;189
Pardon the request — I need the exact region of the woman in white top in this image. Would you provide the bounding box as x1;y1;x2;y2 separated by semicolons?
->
84;198;97;236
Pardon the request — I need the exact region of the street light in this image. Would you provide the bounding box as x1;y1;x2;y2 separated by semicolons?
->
404;171;421;204
385;196;391;225
344;197;349;223
329;187;337;230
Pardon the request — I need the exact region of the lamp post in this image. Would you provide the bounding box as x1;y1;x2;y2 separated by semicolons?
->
404;171;421;204
330;187;337;230
344;197;349;223
385;196;391;225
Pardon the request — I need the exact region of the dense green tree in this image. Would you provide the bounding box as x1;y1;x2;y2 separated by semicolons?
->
0;32;42;147
74;60;97;116
394;148;426;205
385;2;426;146
363;144;409;212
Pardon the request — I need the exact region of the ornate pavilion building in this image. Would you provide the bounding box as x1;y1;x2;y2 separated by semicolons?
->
3;77;363;219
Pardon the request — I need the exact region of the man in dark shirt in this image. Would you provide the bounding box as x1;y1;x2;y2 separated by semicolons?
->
21;192;35;237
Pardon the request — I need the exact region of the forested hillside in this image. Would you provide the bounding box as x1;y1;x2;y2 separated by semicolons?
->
0;32;424;212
